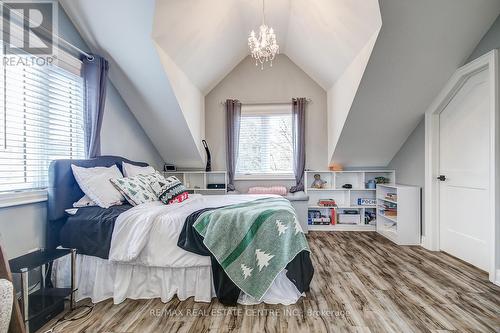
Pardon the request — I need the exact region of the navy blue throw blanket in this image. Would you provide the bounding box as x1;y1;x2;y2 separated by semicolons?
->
59;204;132;259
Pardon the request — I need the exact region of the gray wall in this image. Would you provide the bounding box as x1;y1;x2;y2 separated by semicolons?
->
101;82;164;169
57;5;164;169
466;14;500;63
205;54;328;193
0;5;163;259
386;14;500;237
387;118;425;233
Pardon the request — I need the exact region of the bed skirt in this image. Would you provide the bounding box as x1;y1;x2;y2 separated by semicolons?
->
52;254;303;305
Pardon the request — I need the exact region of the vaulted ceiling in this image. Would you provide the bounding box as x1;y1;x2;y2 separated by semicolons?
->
61;0;381;168
153;0;381;92
60;0;500;168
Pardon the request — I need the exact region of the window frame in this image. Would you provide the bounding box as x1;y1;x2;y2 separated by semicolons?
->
235;104;295;180
0;189;47;208
0;51;85;205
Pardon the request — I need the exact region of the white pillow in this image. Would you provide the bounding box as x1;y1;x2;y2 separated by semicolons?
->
73;194;96;208
71;164;125;208
122;162;156;177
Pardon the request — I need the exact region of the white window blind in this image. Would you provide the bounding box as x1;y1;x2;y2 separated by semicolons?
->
0;54;85;192
236;104;294;175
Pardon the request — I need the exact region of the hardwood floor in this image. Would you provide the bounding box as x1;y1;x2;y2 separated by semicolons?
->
40;232;500;333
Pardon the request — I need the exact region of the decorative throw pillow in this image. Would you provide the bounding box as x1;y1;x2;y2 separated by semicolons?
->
110;175;158;206
138;171;168;195
122;162;156;177
71;164;125;209
143;173;189;205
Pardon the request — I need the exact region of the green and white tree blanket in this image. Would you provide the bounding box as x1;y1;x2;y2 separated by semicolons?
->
194;196;310;300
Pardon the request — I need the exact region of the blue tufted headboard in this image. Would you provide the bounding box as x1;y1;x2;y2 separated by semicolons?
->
46;155;148;249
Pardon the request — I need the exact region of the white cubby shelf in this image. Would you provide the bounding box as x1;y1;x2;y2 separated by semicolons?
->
304;170;395;232
162;171;227;195
376;184;421;245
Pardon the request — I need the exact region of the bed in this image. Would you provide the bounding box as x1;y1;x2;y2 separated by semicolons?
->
48;156;313;305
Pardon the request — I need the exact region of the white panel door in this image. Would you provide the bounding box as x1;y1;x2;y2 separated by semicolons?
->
439;68;490;271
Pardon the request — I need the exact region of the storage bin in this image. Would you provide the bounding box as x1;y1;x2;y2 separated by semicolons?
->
338;214;360;224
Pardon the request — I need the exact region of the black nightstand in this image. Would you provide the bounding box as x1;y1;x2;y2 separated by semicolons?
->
9;248;76;333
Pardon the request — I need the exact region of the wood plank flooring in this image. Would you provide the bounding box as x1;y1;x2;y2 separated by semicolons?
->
39;232;500;333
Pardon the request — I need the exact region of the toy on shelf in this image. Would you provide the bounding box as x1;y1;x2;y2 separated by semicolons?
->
328;163;343;171
311;174;327;189
385;193;398;201
318;199;337;207
364;211;376;225
308;210;330;225
375;176;390;184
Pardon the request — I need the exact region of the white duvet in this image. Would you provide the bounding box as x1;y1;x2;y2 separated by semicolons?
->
109;194;278;268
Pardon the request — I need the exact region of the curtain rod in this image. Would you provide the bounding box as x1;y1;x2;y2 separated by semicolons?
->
220;98;312;105
2;3;94;61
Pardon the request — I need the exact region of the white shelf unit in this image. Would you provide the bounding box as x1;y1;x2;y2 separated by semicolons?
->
304;170;395;231
376;184;421;245
162;171;227;195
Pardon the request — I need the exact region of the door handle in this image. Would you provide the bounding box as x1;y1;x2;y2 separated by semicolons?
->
437;175;446;181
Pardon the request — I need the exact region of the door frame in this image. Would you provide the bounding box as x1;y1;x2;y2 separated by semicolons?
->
424;49;499;285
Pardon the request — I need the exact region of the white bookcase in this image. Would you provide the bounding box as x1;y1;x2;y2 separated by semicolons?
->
162;171;227;195
376;184;421;245
304;170;396;231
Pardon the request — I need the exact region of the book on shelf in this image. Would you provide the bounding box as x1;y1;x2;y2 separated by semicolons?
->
317;199;337;207
380;202;397;209
330;208;336;225
385;193;397;201
357;198;376;206
311;217;331;225
383;210;397;217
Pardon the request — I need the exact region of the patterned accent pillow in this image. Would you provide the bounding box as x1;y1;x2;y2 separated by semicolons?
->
137;171;168;195
142;173;189;205
158;176;189;204
110;175;158;206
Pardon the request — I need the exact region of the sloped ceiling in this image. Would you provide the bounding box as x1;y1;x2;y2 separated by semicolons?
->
153;0;381;93
61;0;381;167
331;0;500;167
60;0;498;169
60;0;205;167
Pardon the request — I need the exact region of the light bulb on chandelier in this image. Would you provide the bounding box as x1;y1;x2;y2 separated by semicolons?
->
248;0;279;70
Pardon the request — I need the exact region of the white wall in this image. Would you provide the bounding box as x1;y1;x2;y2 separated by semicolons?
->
0;203;46;259
205;55;327;192
0;5;164;259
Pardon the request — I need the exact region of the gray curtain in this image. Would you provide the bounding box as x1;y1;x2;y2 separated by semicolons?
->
225;99;241;191
290;97;306;193
81;54;109;158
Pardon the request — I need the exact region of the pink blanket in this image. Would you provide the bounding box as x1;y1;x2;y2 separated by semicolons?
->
248;186;288;196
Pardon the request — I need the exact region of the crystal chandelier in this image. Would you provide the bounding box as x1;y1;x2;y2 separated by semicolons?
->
248;0;279;69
